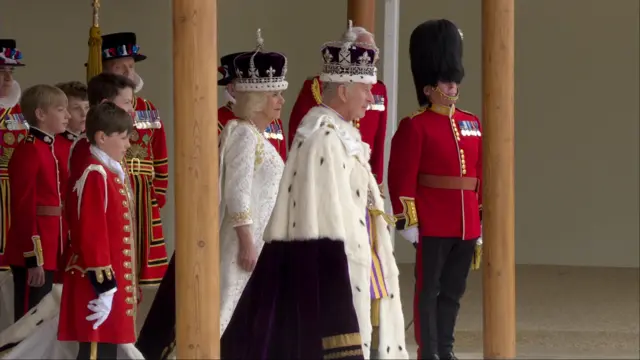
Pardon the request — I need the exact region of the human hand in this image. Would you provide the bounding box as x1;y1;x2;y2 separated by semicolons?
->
27;266;45;287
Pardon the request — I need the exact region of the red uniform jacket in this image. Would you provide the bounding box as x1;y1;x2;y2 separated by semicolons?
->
388;104;482;240
0;104;28;269
288;76;387;183
218;102;287;161
58;152;137;344
53;131;79;279
126;96;169;284
5;127;63;270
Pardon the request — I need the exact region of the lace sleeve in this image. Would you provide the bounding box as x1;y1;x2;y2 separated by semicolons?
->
223;124;261;227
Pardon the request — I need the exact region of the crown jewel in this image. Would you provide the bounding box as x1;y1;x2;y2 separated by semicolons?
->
233;29;288;92
319;20;379;85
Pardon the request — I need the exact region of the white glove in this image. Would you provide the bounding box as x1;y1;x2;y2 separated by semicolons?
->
398;227;419;245
86;288;116;330
477;224;483;245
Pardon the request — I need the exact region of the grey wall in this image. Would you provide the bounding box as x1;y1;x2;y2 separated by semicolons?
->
2;0;638;267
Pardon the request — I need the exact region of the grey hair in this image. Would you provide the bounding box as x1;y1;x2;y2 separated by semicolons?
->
232;91;268;121
321;82;355;102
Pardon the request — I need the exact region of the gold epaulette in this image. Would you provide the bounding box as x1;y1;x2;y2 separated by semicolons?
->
409;107;427;119
311;77;322;105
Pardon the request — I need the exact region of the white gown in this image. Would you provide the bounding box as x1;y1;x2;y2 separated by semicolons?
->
0;285;143;359
218;120;284;335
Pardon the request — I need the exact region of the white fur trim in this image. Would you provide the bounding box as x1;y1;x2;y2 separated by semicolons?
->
264;106;408;359
320;72;377;85
73;164;108;218
0;80;21;108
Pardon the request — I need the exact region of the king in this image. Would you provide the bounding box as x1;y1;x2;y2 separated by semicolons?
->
221;21;408;360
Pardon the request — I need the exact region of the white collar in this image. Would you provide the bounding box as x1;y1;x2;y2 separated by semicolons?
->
90;145;126;182
133;72;144;93
0;80;21;108
223;88;236;104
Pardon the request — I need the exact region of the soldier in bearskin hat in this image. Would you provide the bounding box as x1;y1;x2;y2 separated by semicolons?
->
218;51;288;160
388;19;483;360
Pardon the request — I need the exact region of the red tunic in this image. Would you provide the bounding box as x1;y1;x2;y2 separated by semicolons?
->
388;104;482;240
53;131;79;281
127;96;169;285
58;154;137;344
0;104;28;270
218;102;287;161
288;76;387;183
5;127;63;270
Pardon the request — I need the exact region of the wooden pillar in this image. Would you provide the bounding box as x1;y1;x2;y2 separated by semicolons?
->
481;0;516;358
173;0;220;358
347;0;376;33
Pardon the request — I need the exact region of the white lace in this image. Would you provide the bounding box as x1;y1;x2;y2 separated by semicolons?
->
218;120;284;335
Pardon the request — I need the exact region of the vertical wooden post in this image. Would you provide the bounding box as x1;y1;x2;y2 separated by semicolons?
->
347;0;376;33
481;0;516;358
173;0;219;358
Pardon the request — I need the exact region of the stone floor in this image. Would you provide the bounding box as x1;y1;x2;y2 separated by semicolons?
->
138;264;640;359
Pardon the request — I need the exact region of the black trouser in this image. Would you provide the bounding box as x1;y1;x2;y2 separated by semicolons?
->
136;253;176;360
10;265;54;322
77;342;117;359
417;237;476;358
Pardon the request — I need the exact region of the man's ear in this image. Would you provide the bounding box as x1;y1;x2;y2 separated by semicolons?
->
423;85;431;98
338;84;349;103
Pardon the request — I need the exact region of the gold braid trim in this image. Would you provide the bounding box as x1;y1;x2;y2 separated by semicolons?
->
399;196;418;228
311;78;322;105
87;266;115;283
23;235;44;266
322;332;362;350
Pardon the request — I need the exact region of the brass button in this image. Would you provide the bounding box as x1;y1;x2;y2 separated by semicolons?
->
126;309;134;316
123;237;131;244
460;149;465;154
125;297;134;304
456;137;461;141
462;169;467;175
124;273;133;280
123;213;130;219
122;200;128;207
122;249;131;256
124;261;132;268
461;159;466;165
125;285;134;292
124;225;130;232
119;189;126;195
115;178;121;184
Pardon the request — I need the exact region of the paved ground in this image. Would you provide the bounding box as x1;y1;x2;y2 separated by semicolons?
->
138;264;640;359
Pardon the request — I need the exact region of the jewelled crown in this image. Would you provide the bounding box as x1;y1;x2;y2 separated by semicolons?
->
0;39;25;67
233;29;288;92
319;20;379;85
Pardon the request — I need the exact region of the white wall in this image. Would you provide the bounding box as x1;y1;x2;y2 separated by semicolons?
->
1;0;638;267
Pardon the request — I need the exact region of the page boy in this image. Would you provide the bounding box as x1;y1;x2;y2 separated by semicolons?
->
57;101;137;359
5;84;69;321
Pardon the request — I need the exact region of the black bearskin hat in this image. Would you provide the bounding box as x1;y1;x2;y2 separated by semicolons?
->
409;19;464;106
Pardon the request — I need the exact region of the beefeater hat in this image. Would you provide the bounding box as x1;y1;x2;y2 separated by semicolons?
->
409;19;465;106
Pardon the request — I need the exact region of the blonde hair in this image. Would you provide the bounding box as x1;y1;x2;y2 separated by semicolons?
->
232;91;268;121
20;84;67;127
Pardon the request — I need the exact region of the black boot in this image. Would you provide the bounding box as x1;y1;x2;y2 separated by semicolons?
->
440;351;458;360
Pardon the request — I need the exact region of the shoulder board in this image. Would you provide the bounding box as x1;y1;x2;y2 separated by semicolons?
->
456;108;476;117
409;107;427;119
311;77;322;105
24;134;35;143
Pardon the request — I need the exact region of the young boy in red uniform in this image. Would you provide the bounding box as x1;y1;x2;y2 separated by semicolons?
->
53;81;89;282
5;84;69;321
58;101;136;359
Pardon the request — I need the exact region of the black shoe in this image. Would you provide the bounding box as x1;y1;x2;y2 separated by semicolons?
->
440;352;458;360
424;354;440;360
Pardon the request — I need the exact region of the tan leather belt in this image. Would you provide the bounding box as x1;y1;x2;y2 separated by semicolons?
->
418;174;479;191
36;206;62;216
